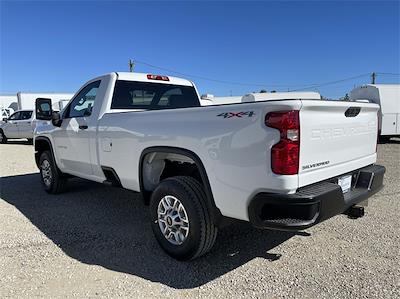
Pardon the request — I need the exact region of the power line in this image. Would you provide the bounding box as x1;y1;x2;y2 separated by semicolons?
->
290;73;371;91
133;59;318;88
132;59;393;91
376;72;400;76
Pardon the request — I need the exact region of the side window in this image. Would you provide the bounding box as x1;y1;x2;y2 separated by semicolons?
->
66;81;101;118
8;112;21;120
20;111;33;120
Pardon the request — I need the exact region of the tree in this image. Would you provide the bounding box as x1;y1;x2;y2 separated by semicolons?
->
340;93;350;101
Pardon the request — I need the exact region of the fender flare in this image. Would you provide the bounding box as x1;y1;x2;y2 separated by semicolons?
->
34;136;57;168
139;146;222;224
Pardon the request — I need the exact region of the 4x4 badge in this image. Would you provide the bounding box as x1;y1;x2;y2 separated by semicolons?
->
217;111;255;118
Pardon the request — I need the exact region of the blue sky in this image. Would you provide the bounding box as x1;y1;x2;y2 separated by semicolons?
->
1;1;399;98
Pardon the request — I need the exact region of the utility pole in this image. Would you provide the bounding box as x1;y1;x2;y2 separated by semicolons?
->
371;72;376;84
128;59;135;72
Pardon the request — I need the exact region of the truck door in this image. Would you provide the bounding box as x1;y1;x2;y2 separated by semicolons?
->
17;111;34;138
53;81;100;176
3;111;20;138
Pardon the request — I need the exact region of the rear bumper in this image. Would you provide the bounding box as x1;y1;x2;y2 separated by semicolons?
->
248;164;385;231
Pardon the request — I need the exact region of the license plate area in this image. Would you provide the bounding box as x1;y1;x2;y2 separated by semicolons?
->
338;175;352;193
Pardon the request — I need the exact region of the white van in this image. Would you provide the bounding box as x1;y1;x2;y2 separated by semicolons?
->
350;84;400;141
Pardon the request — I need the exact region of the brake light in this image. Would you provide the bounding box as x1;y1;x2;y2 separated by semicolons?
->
147;74;169;81
265;110;300;175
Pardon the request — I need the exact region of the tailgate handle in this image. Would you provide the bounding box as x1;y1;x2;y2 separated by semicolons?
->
345;107;361;117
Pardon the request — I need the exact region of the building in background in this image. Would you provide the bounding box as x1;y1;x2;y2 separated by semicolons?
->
17;92;74;111
0;92;74;124
0;94;18;112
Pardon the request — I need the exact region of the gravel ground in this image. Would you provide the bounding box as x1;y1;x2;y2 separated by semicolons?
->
0;139;399;298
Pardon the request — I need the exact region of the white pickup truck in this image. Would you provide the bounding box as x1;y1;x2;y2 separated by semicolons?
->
0;109;36;143
34;72;385;260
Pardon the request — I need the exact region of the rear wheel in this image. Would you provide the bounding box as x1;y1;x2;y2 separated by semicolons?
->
379;136;391;143
150;176;218;260
39;151;67;194
0;130;7;144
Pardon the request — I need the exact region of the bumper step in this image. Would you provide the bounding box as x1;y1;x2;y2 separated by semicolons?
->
248;164;386;231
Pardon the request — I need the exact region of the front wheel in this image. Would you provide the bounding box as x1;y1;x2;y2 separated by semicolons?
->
150;176;218;260
39;151;67;194
0;130;7;144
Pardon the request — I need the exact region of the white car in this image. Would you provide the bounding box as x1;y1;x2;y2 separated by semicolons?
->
33;72;385;260
0;109;36;143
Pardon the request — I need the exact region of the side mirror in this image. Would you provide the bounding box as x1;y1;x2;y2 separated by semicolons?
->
51;111;62;127
35;98;53;120
2;118;7;122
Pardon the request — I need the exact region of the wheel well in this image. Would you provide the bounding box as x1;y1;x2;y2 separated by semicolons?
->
141;152;201;195
139;147;222;225
34;138;51;167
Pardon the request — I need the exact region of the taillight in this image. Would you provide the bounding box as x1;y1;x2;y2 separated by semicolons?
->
147;74;169;81
265;110;300;175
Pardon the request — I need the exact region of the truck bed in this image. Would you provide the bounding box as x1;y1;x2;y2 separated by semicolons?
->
97;99;379;221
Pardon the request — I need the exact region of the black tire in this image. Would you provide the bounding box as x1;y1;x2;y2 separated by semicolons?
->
39;150;67;194
150;176;218;260
0;130;7;144
379;136;391;143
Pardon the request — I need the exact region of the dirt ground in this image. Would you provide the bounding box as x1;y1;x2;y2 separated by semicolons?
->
0;139;399;298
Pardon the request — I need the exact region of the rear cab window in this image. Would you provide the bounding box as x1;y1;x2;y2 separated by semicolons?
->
111;81;200;110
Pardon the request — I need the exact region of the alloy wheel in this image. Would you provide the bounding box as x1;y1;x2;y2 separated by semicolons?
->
157;195;190;245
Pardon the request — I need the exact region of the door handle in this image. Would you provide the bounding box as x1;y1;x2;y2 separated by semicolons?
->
79;125;88;130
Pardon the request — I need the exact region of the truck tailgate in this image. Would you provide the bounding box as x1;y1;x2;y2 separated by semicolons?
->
298;100;379;187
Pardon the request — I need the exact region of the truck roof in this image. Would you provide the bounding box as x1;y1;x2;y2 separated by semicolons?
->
243;91;321;102
364;84;399;89
115;72;194;87
206;91;321;105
